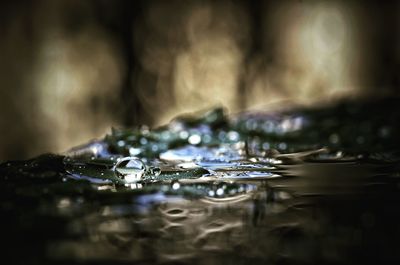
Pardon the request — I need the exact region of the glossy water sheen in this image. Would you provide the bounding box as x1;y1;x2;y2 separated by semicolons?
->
1;99;400;265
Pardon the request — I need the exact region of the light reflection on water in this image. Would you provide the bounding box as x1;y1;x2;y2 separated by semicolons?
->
1;102;400;264
43;154;400;264
47;182;292;263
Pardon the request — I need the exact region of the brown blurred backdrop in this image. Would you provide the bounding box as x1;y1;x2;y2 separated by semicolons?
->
0;0;398;160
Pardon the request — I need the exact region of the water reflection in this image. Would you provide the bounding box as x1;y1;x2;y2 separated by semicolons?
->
46;181;297;263
2;103;400;264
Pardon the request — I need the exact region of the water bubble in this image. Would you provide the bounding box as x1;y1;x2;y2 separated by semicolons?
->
113;157;146;183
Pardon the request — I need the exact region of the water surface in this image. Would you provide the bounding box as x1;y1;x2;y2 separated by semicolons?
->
1;99;400;264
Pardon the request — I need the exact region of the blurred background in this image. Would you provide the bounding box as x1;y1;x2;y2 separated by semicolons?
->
0;0;398;160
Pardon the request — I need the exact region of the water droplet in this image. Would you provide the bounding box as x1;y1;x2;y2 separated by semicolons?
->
151;145;159;152
357;136;365;144
179;130;189;139
188;134;201;145
150;167;161;176
227;131;239;141
202;134;212;143
336;151;343;158
329;133;340;144
278;142;287;150
229;189;237;195
379;126;390;138
262;142;270;150
57;198;71;209
262;121;275;133
129;147;142;156
172;181;180;190
246;120;258;131
177;162;198;169
166;208;184;215
128;183;143;189
161;131;170;141
113;157;146;183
